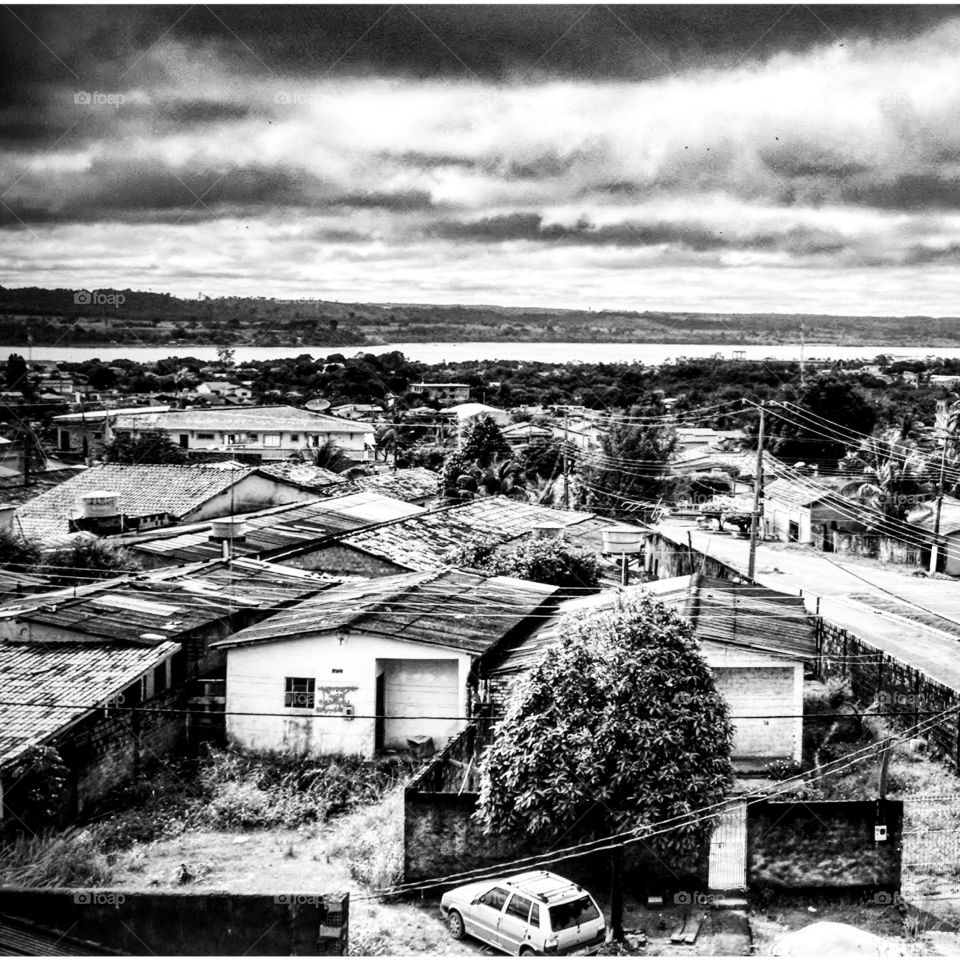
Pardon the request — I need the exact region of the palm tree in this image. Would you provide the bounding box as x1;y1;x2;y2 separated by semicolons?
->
477;456;527;500
839;431;929;523
311;439;352;473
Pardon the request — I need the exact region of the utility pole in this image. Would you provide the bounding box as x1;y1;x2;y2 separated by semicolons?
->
562;409;570;511
930;437;947;575
748;402;765;580
799;320;806;390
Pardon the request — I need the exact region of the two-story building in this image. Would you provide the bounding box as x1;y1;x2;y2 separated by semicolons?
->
410;383;471;406
109;405;374;462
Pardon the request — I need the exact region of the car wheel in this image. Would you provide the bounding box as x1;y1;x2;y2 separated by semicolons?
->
447;909;466;940
519;947;537;956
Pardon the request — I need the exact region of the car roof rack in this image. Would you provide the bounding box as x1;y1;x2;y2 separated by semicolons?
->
504;871;582;903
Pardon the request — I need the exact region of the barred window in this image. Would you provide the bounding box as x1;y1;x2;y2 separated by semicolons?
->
284;677;315;709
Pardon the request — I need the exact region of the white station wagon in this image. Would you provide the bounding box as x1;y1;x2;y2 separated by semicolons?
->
440;870;606;955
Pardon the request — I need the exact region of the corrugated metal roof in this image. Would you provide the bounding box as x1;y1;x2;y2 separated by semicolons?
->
9;557;335;644
127;491;423;565
764;475;838;508
487;574;815;679
0;639;179;767
214;568;558;656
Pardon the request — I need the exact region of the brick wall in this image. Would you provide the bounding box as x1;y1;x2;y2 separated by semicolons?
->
0;887;348;955
748;799;902;890
57;688;185;816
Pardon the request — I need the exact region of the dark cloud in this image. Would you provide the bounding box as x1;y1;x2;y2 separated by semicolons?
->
157;99;253;126
842;173;960;210
326;190;435;211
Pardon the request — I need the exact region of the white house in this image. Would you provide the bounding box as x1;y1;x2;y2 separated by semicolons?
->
52;406;171;457
213;570;558;757
109;405;374;462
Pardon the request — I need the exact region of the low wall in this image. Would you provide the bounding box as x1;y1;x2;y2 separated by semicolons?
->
833;532;923;566
748;799;902;890
0;887;348;955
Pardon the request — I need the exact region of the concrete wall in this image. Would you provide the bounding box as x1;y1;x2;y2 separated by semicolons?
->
0;887;348;955
224;631;471;758
748;799;902;890
710;658;803;764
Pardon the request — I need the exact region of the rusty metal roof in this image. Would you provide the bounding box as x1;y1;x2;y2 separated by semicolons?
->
214;568;558;656
487;574;815;679
0;639;179;768
6;557;336;645
125;491;422;565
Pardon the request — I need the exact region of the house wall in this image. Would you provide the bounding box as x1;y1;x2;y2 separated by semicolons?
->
945;532;960;577
182;473;314;521
710;659;803;764
224;631;472;758
381;658;459;748
764;499;810;542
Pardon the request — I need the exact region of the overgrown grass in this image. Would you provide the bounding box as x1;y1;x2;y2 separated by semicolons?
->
326;789;405;890
0;829;113;887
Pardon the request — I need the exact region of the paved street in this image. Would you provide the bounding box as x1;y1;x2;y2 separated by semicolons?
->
657;521;960;692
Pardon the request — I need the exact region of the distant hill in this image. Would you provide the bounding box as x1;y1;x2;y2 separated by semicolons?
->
1;285;958;347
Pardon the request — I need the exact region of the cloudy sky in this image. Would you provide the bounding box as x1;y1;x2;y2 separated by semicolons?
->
2;4;960;315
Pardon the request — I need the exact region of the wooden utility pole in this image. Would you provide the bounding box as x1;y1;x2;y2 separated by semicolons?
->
610;844;625;941
562;409;570;511
747;403;765;580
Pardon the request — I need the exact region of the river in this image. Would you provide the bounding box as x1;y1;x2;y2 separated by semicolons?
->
5;342;960;365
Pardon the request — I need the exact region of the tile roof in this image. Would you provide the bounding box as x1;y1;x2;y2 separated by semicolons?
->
256;461;348;491
487;574;816;680
111;405;367;435
0;639;179;767
15;463;262;542
347;468;439;503
764;475;840;508
213;568;558;656
123;491;423;566
337;497;595;571
51;406;170;425
0;467;87;508
4;557;335;645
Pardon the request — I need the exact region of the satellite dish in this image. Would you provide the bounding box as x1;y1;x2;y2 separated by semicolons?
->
305;398;331;412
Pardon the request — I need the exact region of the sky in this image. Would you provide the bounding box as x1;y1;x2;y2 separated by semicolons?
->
2;4;960;316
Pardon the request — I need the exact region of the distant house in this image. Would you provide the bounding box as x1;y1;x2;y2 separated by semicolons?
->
763;476;865;547
675;427;746;453
14;462;314;543
196;381;253;401
501;421;554;449
329;403;383;420
909;496;960;576
213;569;559;758
410;383;470;406
52;405;171;458
109;405;374;462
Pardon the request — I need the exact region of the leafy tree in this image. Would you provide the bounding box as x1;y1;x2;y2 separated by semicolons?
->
0;529;42;569
311;439;351;472
42;540;140;586
839;431;929;522
459;415;511;468
580;403;677;514
88;364;117;391
477;595;734;906
450;536;602;594
5;353;28;392
104;430;188;465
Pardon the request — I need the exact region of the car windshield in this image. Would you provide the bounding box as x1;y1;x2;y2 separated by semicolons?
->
548;896;601;931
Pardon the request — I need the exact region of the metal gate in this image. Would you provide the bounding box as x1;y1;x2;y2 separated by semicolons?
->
902;795;960;905
708;801;747;891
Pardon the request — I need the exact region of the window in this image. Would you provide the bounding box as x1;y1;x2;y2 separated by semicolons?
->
247;433;259;442
505;894;533;921
477;888;509;911
197;432;216;440
529;903;540;928
289;434;300;442
263;433;281;447
548;897;600;932
93;432;103;440
153;662;168;695
284;676;315;709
